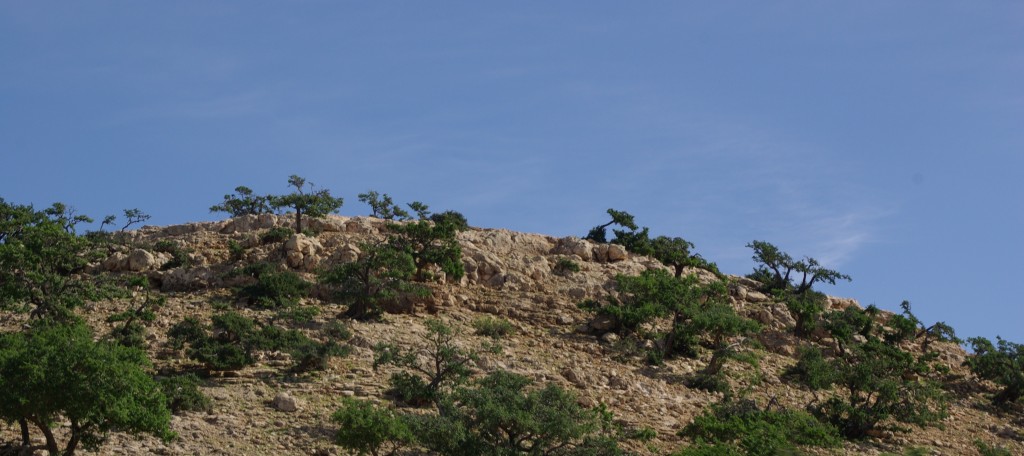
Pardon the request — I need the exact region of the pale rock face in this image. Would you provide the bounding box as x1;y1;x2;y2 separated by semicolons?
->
128;249;158;272
284;234;323;270
606;244;628;262
272;393;299;412
553;237;593;261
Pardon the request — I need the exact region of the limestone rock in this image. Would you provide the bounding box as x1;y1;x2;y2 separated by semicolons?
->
272;393;299;412
128;249;158;271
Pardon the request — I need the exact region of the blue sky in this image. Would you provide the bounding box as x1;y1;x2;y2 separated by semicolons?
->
2;2;1022;343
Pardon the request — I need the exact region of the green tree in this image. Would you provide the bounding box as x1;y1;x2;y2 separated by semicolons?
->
584;209;638;243
118;208;151;232
0;200;114;321
678;398;841;456
0;322;172;456
209;185;273;216
799;339;947;439
746;241;850;294
387;218;465;282
964;336;1024;406
429;210;470;231
373;319;477;406
233;262;311;309
270;175;344;233
413;370;622;456
782;290;828;338
358;190;411;220
332;398;414;456
319;241;426;320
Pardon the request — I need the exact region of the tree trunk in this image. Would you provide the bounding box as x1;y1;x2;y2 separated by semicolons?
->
19;418;29;447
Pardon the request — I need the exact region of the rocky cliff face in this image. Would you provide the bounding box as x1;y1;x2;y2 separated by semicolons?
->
9;214;1021;455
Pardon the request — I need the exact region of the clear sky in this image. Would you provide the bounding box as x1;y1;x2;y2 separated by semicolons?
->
2;2;1022;343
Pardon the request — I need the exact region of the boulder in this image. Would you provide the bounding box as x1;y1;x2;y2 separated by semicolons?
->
127;249;157;271
272;393;299;412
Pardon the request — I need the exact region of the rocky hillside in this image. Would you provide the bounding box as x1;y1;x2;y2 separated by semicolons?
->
3;214;1022;455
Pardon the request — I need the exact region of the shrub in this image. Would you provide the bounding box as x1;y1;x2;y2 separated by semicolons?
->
785;346;838;390
319;241;426;320
429;210;469;231
414;370;622;455
975;440;1013;456
679;399;841;456
374;319;476;406
152;239;191;270
783;290;828;338
554;257;581;275
107;276;164;349
386;219;465;282
227;240;246;261
234;262;311;308
964;336;1023;406
159;374;212;413
332;398;413;456
810;339;948;439
472;316;515;339
169;312;344;372
261;226;294;244
274;305;320;325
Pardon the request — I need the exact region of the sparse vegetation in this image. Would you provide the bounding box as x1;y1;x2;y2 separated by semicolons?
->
158;373;212;413
319;241;427;320
965;336;1023;406
210;186;274;217
472;316;515;339
233;262;311;309
746;240;850;294
678;398;841;456
373;319;476;406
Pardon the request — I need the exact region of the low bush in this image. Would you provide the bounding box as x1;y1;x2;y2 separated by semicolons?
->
472;316;515;339
332;398;413;456
158;373;212;413
554;257;581;275
234;262;311;309
679;399;841;456
261;227;294;244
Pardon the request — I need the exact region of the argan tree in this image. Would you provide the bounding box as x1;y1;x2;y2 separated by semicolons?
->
746;240;850;294
270;175;344;233
319;241;427;320
584;208;638;243
0;322;172;456
358;190;411;220
965;336;1024;406
373;319;476;406
210;186;273;216
386;218;464;282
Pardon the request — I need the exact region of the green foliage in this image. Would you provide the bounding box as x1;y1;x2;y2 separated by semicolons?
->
373;319;476;406
823;305;878;355
886;301;961;353
319;241;426;320
0;321;172;455
0;199;117;321
810;339;948;439
785;346;838;391
210;185;273;216
324;320;353;341
153;239;192;270
358;190;411;220
169;312;344;372
472;316;515;339
118;208;151;232
581;270;758;393
261;226;294;244
269;175;344;233
974;440;1013;456
407;201;431;220
746;240;850;294
386;218;465;282
158;374;212;413
679;399;841;456
584;208;638;243
227;239;246;261
332;398;414;456
274;305;320;325
554;257;581;275
782;290;828;338
234;262;311;308
671;443;744;456
414;370;623;455
106;276;164;349
429;210;469;231
965;336;1024;406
